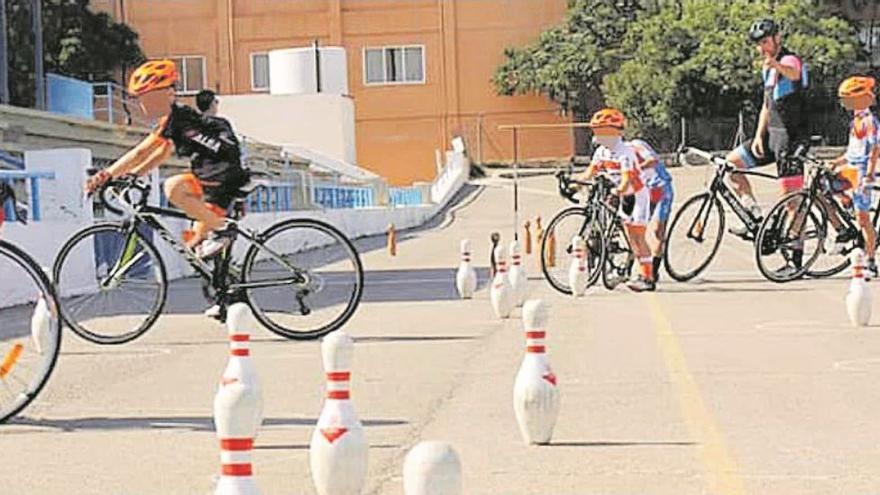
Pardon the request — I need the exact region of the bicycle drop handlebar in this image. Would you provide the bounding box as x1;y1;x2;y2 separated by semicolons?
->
87;168;152;216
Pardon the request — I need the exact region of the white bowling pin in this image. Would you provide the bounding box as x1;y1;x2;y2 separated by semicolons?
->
30;294;53;355
513;300;560;445
455;240;477;299
403;441;463;495
568;236;587;297
508;240;528;307
213;303;263;495
309;331;368;495
489;246;514;319
846;249;872;327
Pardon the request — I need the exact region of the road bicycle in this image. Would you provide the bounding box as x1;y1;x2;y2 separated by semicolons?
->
541;170;634;293
663;147;778;281
755;152;880;282
52;172;363;344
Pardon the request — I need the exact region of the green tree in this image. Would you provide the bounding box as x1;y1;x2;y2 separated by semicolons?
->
606;0;859;148
492;0;643;153
494;0;862;152
5;0;144;107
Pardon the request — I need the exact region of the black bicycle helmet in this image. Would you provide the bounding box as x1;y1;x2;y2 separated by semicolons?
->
749;18;779;42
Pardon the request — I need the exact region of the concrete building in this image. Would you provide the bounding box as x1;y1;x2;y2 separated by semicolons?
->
91;0;573;185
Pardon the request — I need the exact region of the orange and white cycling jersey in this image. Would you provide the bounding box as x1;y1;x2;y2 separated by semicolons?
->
590;140;644;195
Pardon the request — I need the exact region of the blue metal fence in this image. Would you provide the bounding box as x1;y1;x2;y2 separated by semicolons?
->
313;184;374;209
46;73;94;120
0;170;56;222
389;187;423;206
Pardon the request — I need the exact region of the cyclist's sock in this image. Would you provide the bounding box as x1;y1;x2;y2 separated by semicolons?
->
652;256;662;277
640;256;653;280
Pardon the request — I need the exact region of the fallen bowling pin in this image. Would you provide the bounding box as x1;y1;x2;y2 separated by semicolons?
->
309;331;368;495
489;246;514;319
513;299;560;445
568;235;587;297
455;240;477;299
508;240;528;307
846;249;872;327
213;303;263;495
403;441;463;495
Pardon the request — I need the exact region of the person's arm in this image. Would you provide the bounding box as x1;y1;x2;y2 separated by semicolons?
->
129;140;174;176
867;146;879;182
830;153;847;169
755;101;770;140
638;155;659;170
85;133;167;192
767;54;802;82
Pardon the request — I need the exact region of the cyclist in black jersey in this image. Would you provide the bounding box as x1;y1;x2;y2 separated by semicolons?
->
85;60;249;258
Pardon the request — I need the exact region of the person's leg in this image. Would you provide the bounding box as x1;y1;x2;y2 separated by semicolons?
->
650;185;673;281
726;148;756;202
164;174;224;246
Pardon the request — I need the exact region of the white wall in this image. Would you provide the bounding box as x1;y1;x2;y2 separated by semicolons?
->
0;147;470;309
220;93;356;165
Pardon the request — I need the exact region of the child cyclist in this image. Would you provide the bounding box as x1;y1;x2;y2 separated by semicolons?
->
827;76;880;277
84;60;249;258
628;138;673;282
579;108;655;292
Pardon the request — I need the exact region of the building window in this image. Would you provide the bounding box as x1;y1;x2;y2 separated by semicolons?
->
165;56;207;95
363;45;425;85
251;53;270;92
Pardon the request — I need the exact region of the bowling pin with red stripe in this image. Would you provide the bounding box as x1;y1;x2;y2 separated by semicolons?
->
508;240;528;307
455;240;477;299
309;331;368;495
513;299;560;445
213;303;263;495
568;235;587;297
847;249;872;327
490;246;513;319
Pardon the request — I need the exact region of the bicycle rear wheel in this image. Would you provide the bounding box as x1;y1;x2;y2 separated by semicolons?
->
242;218;363;340
540;207;604;295
53;223;167;344
0;240;61;423
755;192;827;283
663;193;725;282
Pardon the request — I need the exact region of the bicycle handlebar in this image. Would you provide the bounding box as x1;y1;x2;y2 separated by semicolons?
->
92;173;152;216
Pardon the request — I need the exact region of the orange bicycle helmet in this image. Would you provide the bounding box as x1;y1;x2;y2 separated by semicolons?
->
838;76;876;98
128;60;178;97
588;108;626;129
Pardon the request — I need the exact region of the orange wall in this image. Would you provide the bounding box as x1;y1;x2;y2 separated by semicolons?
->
98;0;573;185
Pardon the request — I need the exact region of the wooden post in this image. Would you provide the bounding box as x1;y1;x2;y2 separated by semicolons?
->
387;224;397;256
534;216;544;271
524;220;532;255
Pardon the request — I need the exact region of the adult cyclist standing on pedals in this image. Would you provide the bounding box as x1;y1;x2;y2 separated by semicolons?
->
84;60;249;259
725;19;812;276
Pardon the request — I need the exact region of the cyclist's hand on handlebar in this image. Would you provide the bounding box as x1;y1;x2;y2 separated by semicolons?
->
84;170;111;195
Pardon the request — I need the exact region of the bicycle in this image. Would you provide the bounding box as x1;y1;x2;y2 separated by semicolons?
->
541;170;634;293
0;182;62;423
755;152;880;282
52;172;363;344
663;147;778;281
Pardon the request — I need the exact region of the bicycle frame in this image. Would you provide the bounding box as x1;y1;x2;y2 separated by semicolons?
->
102;188;309;304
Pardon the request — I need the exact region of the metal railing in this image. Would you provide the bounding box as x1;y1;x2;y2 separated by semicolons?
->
0;169;56;221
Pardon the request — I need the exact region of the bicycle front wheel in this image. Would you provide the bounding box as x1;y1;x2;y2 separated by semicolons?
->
53;223;167;344
242;218;363;340
0;240;61;423
540;207;604;295
601;221;634;290
663;193;725;282
755;192;826;283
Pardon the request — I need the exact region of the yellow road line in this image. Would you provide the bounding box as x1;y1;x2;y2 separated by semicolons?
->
645;293;749;495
